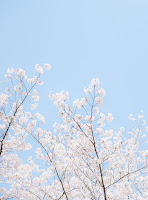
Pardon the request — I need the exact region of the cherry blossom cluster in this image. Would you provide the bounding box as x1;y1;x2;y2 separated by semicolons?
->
0;66;147;200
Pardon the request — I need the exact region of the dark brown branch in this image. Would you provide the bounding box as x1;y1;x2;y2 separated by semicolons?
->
90;86;107;200
23;127;69;200
106;164;148;189
0;75;40;157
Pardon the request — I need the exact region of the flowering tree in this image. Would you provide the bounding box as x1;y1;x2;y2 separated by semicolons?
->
0;65;148;200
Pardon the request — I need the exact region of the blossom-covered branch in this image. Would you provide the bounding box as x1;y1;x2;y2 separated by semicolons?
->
0;65;147;200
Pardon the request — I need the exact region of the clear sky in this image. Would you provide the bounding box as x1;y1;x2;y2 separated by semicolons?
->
0;0;148;130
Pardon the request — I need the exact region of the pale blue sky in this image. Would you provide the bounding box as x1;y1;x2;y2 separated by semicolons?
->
0;0;148;130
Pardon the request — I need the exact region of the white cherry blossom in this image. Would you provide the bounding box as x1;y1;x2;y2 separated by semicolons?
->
0;65;147;200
